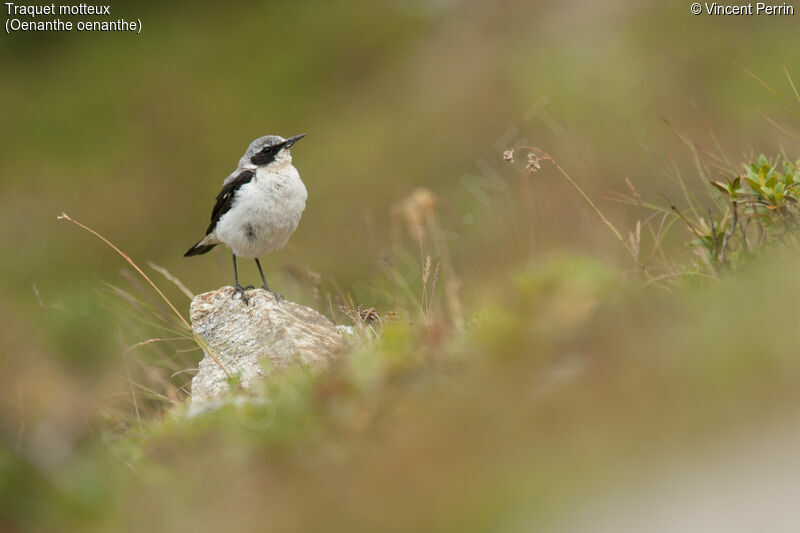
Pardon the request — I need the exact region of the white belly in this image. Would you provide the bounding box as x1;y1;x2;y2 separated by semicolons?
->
214;166;307;258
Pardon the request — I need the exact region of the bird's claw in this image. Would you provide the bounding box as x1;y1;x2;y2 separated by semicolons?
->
232;284;252;305
261;285;283;302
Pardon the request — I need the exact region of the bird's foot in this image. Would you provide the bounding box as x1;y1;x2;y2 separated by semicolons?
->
232;284;254;305
261;285;283;302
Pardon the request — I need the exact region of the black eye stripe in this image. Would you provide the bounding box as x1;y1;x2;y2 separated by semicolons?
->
250;145;280;165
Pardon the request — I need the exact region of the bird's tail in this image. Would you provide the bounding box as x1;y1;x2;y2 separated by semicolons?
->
184;240;217;257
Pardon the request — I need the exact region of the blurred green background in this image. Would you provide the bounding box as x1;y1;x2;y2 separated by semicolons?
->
2;1;800;531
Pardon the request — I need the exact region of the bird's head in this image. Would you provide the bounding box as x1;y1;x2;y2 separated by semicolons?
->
241;134;306;170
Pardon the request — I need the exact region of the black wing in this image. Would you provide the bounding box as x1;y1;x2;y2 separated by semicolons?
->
205;169;255;235
184;169;256;257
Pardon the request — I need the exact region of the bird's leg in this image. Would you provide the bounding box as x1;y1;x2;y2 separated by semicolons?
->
255;258;282;302
232;253;253;304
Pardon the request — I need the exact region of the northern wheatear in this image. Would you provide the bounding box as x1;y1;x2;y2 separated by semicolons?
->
184;134;307;304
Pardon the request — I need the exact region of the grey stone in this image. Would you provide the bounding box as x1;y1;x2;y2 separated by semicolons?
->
189;287;345;407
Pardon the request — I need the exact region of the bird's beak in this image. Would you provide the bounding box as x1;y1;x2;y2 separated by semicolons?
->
283;134;306;148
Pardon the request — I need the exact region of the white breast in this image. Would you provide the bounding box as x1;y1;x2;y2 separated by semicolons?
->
214;164;307;258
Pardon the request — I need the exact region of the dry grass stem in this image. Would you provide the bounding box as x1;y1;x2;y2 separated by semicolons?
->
148;262;195;300
58;212;231;379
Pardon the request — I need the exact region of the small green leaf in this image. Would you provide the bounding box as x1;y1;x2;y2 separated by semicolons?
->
710;181;730;194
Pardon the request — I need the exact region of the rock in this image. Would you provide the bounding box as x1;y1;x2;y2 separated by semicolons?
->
189;286;346;407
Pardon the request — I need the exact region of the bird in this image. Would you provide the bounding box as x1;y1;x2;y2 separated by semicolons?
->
184;134;307;305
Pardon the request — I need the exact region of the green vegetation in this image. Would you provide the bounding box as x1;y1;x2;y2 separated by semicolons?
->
697;155;800;269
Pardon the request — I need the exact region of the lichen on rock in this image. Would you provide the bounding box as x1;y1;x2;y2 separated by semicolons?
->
189;287;346;408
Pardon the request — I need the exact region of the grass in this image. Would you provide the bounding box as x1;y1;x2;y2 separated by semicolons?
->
9;246;800;532
598;69;800;283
